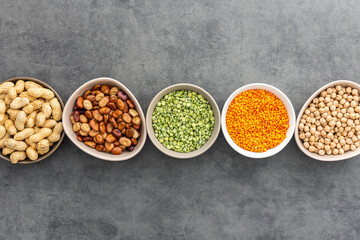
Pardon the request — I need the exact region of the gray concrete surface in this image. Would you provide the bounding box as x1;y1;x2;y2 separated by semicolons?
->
1;0;360;239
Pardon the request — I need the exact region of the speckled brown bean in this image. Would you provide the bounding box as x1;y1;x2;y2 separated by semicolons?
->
94;134;104;144
106;123;113;133
122;113;132;123
99;107;110;115
99;122;106;133
84;141;96;148
86;95;96;102
83;136;93;141
120;137;132;147
83;90;92;98
126;99;135;109
92;84;101;91
103;114;109;124
109;117;117;128
76;96;84;109
105;142;114;152
93;110;103;122
105;134;117;143
89;130;98;137
123;102;129;113
80;115;88;123
101;84;110;95
110;87;118;96
109;96;117;103
121;128;126;135
73;111;80;122
131;138;138;146
118;122;126;130
89;119;99;132
112;129;122;138
83;111;91;119
114;141;120;147
132;116;141;125
116;99;125;110
112;109;122;119
125;128;134;138
96;144;104;151
127;146;135;151
111;147;122;155
77;135;83;142
99;97;109;108
117;90;128;101
107;102;116;110
132;124;140;130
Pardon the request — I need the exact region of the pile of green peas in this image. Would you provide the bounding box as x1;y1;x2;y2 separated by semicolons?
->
152;90;215;153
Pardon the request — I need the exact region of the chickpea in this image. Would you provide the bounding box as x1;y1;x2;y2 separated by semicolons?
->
309;146;316;152
348;131;354;138
324;125;331;132
299;133;305;139
346;87;352;94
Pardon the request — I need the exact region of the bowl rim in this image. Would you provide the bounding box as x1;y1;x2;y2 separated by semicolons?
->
62;77;147;161
295;80;360;161
146;83;221;159
0;76;65;164
221;83;296;158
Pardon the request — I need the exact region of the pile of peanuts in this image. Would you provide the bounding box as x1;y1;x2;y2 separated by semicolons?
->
71;84;141;154
0;80;63;163
298;85;360;156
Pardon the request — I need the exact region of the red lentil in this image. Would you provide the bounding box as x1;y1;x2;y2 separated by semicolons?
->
226;89;289;152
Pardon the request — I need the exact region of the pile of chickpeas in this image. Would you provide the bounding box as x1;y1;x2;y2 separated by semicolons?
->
298;85;360;156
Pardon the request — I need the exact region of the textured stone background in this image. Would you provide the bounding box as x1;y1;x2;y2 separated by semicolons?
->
1;0;360;239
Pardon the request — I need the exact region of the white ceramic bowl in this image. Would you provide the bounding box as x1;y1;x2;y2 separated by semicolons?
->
222;83;296;158
146;83;221;159
63;77;146;161
295;80;360;161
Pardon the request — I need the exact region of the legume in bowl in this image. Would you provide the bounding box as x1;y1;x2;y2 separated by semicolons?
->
146;83;220;159
222;83;296;158
63;77;146;161
295;80;360;161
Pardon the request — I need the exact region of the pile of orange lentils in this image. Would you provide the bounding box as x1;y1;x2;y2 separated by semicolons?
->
226;89;290;152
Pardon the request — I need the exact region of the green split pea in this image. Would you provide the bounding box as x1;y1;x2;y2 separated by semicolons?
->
152;90;215;153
